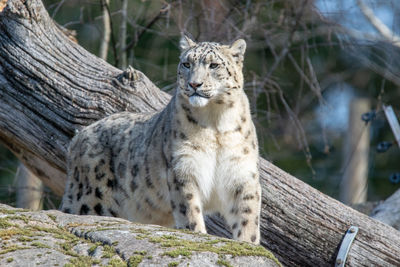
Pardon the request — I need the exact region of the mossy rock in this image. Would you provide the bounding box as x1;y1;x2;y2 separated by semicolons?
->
0;204;280;266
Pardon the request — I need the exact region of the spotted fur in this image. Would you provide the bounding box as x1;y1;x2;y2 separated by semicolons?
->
60;35;262;244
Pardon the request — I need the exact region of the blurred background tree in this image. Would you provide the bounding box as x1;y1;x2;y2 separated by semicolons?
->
1;0;399;209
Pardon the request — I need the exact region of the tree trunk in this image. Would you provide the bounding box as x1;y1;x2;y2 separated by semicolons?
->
340;98;370;205
15;162;43;210
0;1;399;266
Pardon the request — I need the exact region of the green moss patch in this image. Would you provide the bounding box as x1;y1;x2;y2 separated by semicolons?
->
0;218;13;229
149;234;281;266
64;255;100;267
127;255;143;267
47;214;57;222
88;243;100;255
0;208;28;214
31;242;51;249
101;245;117;259
217;258;233;267
0;245;29;255
108;257;127;267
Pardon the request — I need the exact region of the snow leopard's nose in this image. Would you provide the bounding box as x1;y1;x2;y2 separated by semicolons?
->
189;82;203;90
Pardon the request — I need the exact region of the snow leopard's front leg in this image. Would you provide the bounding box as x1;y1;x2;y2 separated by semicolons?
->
221;162;262;245
168;168;207;233
228;177;261;244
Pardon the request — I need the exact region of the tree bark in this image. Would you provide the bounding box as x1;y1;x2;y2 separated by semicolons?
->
0;1;399;266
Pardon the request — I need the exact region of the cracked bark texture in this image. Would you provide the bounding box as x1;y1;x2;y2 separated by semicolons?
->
0;0;399;266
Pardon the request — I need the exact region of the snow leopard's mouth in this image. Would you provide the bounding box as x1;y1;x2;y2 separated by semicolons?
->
190;92;210;99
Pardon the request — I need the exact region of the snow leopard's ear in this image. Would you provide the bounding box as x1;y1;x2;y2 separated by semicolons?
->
229;39;246;63
179;34;196;51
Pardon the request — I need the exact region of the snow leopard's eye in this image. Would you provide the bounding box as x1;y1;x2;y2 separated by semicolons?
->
182;62;190;69
209;63;219;69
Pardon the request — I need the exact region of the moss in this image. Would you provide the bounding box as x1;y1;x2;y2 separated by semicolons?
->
0;227;33;240
168;262;179;267
31;242;51;249
0;208;28;214
59;242;81;257
146;255;153;260
107;257;127;267
163;248;192;258
47;214;57;222
99;221;125;227
216;258;233;267
148;234;281;266
0;218;13;229
88;244;99;255
64;256;100;267
130;228;151;235
102;245;116;258
134;235;146;240
66;222;95;228
133;250;147;256
7;215;30;224
7;258;14;263
127;255;143;267
0;245;29;255
17;236;33;242
31;226;78;241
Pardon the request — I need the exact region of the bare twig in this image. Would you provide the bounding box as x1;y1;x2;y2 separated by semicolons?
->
51;0;66;19
119;0;128;69
103;1;119;67
124;3;171;53
357;0;400;48
99;0;111;61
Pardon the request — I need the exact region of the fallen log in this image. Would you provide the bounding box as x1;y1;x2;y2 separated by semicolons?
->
0;0;399;266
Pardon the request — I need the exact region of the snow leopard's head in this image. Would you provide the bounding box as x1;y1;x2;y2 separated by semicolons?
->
177;35;246;108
